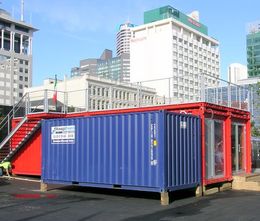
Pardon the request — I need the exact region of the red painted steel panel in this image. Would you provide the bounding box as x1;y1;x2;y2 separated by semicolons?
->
246;119;252;173
225;115;232;181
12;130;42;176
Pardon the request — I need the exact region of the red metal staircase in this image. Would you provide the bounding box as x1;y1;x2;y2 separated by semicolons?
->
0;117;41;162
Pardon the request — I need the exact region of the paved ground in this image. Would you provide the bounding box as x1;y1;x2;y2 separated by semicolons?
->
0;177;260;221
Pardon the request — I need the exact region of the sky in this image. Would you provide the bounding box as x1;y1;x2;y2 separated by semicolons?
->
1;0;260;86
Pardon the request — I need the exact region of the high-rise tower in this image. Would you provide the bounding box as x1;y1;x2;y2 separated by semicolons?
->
0;8;37;106
130;5;220;102
116;22;134;56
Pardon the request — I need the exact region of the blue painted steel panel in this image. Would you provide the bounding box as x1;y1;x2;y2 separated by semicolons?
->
42;111;201;193
164;113;201;191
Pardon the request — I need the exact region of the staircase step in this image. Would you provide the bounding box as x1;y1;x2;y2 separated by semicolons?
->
0;119;41;162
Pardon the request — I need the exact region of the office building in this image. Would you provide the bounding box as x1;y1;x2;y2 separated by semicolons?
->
25;74;156;111
130;5;220;102
71;49;130;82
247;21;260;78
0;8;37;106
228;63;248;84
116;22;135;56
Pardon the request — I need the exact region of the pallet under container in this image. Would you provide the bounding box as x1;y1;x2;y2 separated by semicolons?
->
41;111;201;205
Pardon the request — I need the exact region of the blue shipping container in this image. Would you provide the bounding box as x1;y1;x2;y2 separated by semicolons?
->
42;111;201;193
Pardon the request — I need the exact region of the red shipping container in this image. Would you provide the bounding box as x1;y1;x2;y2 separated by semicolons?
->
9;102;251;187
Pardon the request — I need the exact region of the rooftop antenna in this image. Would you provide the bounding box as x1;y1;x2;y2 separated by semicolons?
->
21;0;24;21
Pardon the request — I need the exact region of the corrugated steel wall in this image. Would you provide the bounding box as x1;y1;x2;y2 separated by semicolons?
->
42;111;201;192
164;113;201;190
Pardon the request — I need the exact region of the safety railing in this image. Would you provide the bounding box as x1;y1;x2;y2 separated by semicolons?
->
0;75;251;143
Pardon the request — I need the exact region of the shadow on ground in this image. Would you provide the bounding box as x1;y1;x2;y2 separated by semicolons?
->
0;177;11;186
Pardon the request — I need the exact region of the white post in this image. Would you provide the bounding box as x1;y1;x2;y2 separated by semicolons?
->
109;86;113;109
228;82;231;107
200;73;205;102
44;89;48;113
29;37;33;55
9;31;12;51
168;78;171;104
7;114;10;134
137;82;140;107
25;93;29;115
1;29;4;49
20;34;23;54
85;80;89;111
239;87;241;109
21;0;24;22
12;32;15;51
28;37;31;55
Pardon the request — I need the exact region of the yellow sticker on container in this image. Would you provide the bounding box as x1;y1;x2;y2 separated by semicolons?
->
153;139;157;146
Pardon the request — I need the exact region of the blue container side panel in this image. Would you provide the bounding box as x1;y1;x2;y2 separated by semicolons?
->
42;112;165;191
164;113;201;191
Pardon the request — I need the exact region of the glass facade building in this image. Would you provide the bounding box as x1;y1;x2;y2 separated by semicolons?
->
247;31;260;77
71;50;130;82
97;53;130;82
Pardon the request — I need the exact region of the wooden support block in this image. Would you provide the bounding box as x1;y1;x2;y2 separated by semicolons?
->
195;185;202;197
220;182;232;191
203;187;219;196
160;192;169;206
40;182;48;192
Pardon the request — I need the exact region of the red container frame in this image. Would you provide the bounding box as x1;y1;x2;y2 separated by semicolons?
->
10;102;251;186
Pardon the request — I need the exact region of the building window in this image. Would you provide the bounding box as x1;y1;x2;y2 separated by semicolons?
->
25;69;28;74
19;92;23;97
19;68;23;73
19;76;23;81
19;84;23;89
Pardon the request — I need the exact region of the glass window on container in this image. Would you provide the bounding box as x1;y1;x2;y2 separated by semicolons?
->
205;119;225;179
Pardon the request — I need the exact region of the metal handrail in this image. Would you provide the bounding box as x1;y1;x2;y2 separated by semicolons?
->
0;116;28;151
0;93;29;139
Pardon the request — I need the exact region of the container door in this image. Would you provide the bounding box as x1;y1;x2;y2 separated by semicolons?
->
205;119;224;179
238;125;245;171
232;124;246;173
